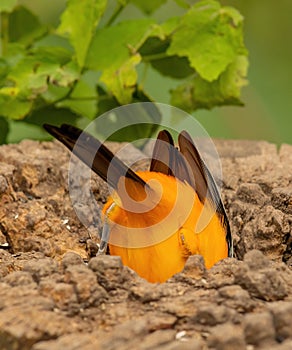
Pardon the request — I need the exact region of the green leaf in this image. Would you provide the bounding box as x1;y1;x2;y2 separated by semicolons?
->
0;116;9;144
168;0;246;81
48;61;80;87
0;45;80;120
0;93;32;120
160;17;181;36
87;19;155;104
41;85;71;104
25;106;80;127
139;36;194;79
130;0;167;14
2;42;25;67
0;0;17;13
102;53;141;104
33;34;74;54
173;0;189;9
8;6;47;45
32;46;73;66
151;56;194;79
139;36;169;57
7;49;78;99
94;85;160;143
57;71;98;119
7;57;54;99
0;0;249;131
0;58;9;81
101;97;162;144
171;55;248;111
87;19;154;70
96;85;120;117
7;121;48;143
96;84;155;121
58;0;107;68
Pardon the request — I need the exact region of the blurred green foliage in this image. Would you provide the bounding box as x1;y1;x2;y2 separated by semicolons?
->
0;0;249;144
196;0;292;144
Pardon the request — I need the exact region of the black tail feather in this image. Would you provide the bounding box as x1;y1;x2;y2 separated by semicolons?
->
43;124;146;190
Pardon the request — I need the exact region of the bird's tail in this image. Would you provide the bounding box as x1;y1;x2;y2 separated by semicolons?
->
43;124;147;192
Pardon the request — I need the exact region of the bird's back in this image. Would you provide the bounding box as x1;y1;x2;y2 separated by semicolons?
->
104;171;228;282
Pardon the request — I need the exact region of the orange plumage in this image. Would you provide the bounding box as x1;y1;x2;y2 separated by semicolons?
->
43;124;232;283
104;171;228;283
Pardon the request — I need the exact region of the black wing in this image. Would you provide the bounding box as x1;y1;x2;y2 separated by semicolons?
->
150;130;196;188
150;130;174;175
150;129;232;256
43;124;146;190
178;131;232;256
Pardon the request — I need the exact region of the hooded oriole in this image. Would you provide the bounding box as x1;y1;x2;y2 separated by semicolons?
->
44;124;232;283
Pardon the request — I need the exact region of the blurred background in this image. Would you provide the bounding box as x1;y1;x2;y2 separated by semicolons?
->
9;0;292;144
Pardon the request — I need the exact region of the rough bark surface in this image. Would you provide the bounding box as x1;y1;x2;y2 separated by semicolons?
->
0;139;291;350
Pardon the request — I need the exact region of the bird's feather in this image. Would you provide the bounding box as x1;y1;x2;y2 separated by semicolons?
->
43;124;146;190
150;129;232;256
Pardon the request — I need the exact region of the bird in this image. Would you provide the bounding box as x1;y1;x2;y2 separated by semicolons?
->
43;123;232;283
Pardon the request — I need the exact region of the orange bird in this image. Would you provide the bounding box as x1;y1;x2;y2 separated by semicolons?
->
44;124;232;283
